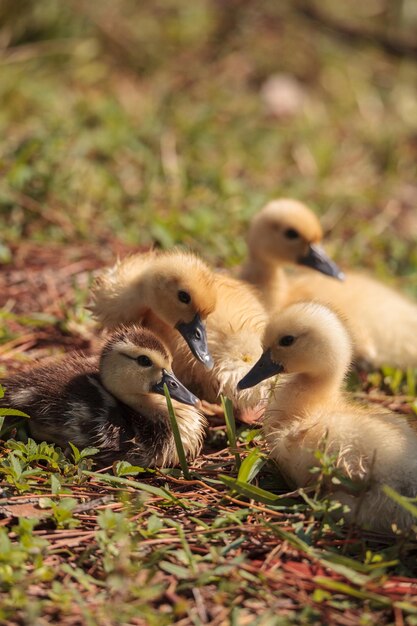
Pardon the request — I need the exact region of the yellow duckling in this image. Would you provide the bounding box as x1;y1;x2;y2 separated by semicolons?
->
242;198;417;368
238;302;417;532
240;198;343;311
3;326;205;468
90;249;216;369
172;272;269;416
92;250;269;416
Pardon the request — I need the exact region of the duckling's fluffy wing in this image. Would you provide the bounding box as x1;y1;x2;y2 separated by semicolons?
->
265;401;417;531
1;355;128;450
266;401;417;482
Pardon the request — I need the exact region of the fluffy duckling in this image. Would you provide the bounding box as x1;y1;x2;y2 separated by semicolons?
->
90;249;217;369
243;198;417;368
92;249;269;416
240;199;343;311
2;326;206;468
172;272;269;416
238;302;417;532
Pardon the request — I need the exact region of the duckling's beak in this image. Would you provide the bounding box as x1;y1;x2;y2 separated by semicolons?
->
152;369;199;406
298;244;345;280
237;349;284;390
176;313;214;370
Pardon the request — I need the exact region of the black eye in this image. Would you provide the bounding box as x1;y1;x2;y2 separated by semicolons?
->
137;355;152;367
178;290;191;304
279;335;295;347
284;228;299;239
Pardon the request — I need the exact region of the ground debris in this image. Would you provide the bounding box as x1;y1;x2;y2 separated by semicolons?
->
1;244;417;625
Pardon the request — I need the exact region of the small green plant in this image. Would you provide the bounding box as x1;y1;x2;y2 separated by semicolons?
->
113;460;148;477
67;441;99;466
38;497;79;529
0;385;29;438
0;439;69;492
0;518;51;591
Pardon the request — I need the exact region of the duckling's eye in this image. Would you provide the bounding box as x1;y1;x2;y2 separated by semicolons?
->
178;290;191;304
284;228;299;239
279;335;295;347
137;355;153;367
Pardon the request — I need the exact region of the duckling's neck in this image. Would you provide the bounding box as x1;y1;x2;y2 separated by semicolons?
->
120;392;161;416
122;393;205;457
142;311;177;353
271;369;345;423
241;254;287;311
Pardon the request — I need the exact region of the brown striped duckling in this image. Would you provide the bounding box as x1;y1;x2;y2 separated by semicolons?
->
243;198;417;368
92;249;269;417
238;302;417;532
90;249;217;369
2;326;206;468
240;198;343;311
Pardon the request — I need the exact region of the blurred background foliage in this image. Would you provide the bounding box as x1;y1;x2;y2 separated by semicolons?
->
0;0;417;285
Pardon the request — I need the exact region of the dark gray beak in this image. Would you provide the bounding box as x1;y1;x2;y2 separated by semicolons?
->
237;349;284;390
298;244;344;280
152;369;199;406
176;313;213;370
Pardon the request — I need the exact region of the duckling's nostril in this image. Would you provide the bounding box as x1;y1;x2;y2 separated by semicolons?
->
170;380;179;389
194;328;202;341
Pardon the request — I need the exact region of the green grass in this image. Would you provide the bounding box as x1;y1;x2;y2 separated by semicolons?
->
2;1;417;623
1;1;417;278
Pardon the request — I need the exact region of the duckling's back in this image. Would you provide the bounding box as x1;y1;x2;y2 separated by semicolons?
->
286;270;417;368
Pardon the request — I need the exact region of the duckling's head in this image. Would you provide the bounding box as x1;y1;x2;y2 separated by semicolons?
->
247;199;344;279
92;250;217;369
100;325;199;407
238;302;352;390
142;251;217;368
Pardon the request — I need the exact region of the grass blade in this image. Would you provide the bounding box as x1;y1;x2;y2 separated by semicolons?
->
237;447;265;484
0;408;30;417
164;383;190;479
221;395;241;470
219;474;283;505
82;470;179;501
0;407;30;438
313;577;391;606
383;484;417;518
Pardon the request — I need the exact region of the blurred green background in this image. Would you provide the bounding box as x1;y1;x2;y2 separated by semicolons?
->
1;0;417;286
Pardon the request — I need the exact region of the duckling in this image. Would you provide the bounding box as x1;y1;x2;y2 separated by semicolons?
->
92;249;269;416
242;198;417;368
90;249;217;369
238;302;417;532
172;272;269;417
240;199;343;311
2;326;206;468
